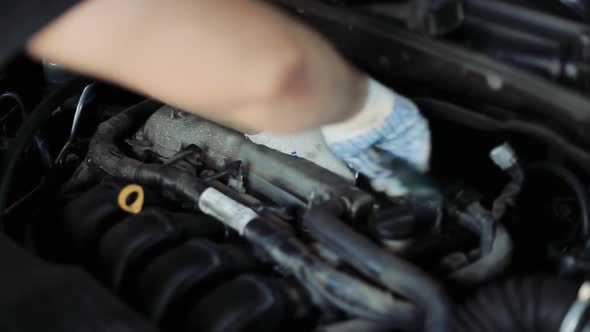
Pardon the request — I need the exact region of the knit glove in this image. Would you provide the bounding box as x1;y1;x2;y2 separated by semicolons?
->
321;79;431;196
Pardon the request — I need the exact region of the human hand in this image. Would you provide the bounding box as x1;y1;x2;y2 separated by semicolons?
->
321;78;431;196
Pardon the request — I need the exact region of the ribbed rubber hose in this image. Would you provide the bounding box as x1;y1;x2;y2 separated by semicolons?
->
453;275;581;332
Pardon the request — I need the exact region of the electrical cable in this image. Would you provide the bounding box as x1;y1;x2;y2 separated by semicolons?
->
489;143;525;221
417;99;590;174
0;77;89;231
55;83;95;165
492;166;525;221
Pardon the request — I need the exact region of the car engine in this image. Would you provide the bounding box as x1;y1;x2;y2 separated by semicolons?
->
1;1;590;332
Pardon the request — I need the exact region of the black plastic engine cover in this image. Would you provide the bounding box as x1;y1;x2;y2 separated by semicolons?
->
184;274;289;332
137;238;258;325
0;233;158;332
97;208;225;296
59;180;306;332
61;180;127;263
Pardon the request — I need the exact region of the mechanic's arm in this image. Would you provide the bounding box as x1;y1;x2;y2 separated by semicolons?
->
27;0;365;133
27;0;431;196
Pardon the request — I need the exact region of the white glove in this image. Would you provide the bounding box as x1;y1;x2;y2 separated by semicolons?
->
321;78;431;197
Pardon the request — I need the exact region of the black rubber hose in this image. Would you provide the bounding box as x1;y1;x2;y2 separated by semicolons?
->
528;163;590;239
0;78;89;230
243;220;421;328
87;99;163;160
444;202;513;286
84;98;160;179
83;99;210;202
447;202;495;256
447;225;512;285
303;204;450;332
453;275;581;332
93;100;213;202
63;98;164;191
0;92;28;119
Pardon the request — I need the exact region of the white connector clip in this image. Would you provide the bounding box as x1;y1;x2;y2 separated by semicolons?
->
490;143;518;171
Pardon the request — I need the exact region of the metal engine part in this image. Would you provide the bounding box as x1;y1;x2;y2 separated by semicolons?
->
138;105;373;217
245;131;355;180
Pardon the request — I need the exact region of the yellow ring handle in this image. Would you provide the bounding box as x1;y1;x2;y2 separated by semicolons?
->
117;184;145;214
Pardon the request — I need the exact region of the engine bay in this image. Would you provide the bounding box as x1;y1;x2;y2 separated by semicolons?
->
0;77;588;332
1;1;590;331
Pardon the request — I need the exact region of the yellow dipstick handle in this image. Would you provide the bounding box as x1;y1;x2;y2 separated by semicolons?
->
118;184;145;214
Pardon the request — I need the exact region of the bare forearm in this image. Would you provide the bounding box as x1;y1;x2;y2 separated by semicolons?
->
27;0;366;132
